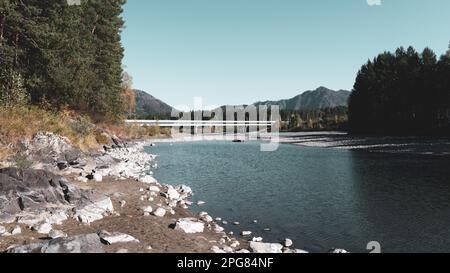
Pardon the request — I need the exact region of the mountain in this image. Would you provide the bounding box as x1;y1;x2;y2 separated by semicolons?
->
132;89;174;119
253;87;350;110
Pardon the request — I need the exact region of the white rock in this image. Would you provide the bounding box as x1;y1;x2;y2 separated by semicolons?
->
74;196;114;224
47;211;68;225
76;176;88;183
48;230;67;239
284;238;293;247
236;249;251;254
152;207;166;217
230;241;240;248
139;175;157;184
199;212;213;223
241;231;252;236
252;237;263;242
120;200;127;208
223;246;234;253
215;217;222;222
93;173;103;182
139;188;144;192
284;248;309;254
197;201;206;206
174;218;205;234
11;226;22;235
33;222;52;234
210;246;226;253
149;186;160;193
329;248;349;254
249;242;283;253
232;222;240;226
143;206;153;214
214;225;225;233
166;186;180;200
100;232;140;245
176;185;193;197
0;226;6;235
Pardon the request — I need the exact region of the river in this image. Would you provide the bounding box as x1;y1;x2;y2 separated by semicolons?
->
147;134;450;253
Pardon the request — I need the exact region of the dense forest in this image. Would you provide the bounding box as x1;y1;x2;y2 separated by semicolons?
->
0;0;132;120
349;45;450;135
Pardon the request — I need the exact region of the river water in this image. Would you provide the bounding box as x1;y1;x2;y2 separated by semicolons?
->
146;136;450;253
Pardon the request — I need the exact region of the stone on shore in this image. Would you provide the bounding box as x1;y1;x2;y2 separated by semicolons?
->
166;186;180;200
241;231;252;236
283;248;309;254
174;218;205;234
148;186;160;193
7;234;105;253
249;242;283;253
11;225;22;235
252;237;263;242
284;238;293;247
74;195;114;224
152;207;166;217
139;175;157;184
329;248;349;254
48;229;67;239
93;173;103;182
143;206;153;216
99;231;140;245
210;246;226;253
33;222;52;234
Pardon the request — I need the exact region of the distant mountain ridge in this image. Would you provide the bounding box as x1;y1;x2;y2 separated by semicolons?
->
132;89;174;119
133;87;351;119
253;87;350;110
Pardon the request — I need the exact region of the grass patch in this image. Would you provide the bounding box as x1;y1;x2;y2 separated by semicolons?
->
0;105;171;158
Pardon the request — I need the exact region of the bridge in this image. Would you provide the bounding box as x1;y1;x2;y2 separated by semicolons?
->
125;120;277;134
125;120;276;127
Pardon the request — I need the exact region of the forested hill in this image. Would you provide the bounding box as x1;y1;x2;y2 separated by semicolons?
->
254;87;350;111
132;90;174;119
0;0;131;119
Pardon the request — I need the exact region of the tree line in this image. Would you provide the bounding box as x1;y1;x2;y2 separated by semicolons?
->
349;44;450;135
280;107;348;132
0;0;131;120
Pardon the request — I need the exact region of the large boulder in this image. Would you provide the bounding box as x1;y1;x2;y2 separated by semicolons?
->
21;132;81;165
0;168;72;215
6;234;105;253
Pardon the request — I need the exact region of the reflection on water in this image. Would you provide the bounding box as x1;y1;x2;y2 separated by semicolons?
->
148;139;450;253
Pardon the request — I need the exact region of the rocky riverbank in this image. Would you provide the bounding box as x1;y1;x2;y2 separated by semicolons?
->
0;132;310;253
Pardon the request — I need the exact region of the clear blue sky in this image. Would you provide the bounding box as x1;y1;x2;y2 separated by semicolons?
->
122;0;450;108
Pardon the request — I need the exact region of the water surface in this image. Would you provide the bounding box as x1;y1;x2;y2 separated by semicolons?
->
147;139;450;253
